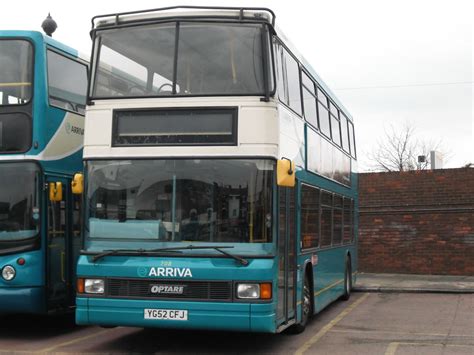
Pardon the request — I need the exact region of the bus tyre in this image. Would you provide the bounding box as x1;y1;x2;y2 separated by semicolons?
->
341;257;352;301
289;275;312;334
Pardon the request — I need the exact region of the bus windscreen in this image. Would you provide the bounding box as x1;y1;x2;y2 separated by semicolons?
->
92;22;266;98
85;159;274;247
0;162;39;245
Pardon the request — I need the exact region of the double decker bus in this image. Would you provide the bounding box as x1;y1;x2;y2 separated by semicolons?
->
76;6;358;333
0;31;88;314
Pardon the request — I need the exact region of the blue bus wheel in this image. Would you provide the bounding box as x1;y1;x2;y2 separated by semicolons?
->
288;275;312;334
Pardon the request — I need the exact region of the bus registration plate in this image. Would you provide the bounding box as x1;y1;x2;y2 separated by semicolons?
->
144;309;188;321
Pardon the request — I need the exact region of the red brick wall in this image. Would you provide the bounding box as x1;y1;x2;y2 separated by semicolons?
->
358;168;474;275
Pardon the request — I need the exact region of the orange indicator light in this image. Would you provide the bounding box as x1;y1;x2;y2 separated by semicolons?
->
76;278;85;294
260;283;272;299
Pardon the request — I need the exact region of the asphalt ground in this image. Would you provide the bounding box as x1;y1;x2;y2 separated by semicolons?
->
0;293;472;354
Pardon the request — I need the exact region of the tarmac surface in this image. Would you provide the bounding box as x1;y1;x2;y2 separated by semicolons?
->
354;273;474;293
0;274;472;354
0;292;473;354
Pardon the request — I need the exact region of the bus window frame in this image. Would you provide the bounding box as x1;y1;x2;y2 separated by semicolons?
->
81;156;278;255
330;110;342;148
46;47;89;117
111;106;239;147
87;19;276;102
298;65;356;160
339;112;350;154
0;159;43;256
300;183;321;251
273;37;303;118
300;68;319;131
348;120;357;159
299;184;356;254
0;37;35;108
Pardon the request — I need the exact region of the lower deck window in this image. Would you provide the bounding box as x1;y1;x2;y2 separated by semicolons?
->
301;184;355;250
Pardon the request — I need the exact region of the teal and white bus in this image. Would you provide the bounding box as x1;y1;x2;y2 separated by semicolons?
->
0;30;88;314
76;6;357;333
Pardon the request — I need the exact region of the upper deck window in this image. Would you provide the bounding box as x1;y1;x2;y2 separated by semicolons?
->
91;22;266;99
348;120;357;158
47;50;88;115
275;43;302;115
0;40;33;105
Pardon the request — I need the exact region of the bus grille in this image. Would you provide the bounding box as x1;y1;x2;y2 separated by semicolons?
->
106;279;233;301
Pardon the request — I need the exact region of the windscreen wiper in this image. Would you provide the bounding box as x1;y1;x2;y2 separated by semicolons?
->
84;245;249;266
83;248;183;262
145;245;249;266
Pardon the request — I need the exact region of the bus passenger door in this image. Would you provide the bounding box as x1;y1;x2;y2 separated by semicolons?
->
46;176;72;312
69;193;82;306
277;187;297;326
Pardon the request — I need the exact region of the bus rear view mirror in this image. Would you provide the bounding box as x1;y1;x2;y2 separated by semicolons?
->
72;173;84;194
49;182;63;202
277;158;295;187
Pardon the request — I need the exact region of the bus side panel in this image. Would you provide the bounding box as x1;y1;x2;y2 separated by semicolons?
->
39;108;84;174
295;171;358;317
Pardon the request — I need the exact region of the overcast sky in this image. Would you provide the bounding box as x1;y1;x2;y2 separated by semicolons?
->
2;0;473;170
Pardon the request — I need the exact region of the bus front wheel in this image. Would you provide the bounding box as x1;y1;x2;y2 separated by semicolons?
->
289;275;312;334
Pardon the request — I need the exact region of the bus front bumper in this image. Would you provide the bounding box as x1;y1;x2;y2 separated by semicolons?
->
76;297;276;333
0;286;45;314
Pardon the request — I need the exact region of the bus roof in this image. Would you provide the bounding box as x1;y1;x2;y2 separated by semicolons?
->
92;6;275;30
0;30;85;60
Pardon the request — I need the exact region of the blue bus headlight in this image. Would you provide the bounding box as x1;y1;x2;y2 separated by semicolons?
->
84;279;105;294
1;265;16;281
237;283;260;299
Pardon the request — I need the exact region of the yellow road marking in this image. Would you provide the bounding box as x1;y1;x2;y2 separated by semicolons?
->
314;279;344;296
37;328;112;353
0;82;31;87
331;328;473;338
385;341;473;355
294;293;370;355
385;342;399;355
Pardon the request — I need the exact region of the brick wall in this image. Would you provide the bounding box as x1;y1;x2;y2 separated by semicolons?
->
358;168;474;275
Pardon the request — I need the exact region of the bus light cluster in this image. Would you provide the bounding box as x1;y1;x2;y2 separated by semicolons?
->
77;278;105;294
1;259;26;281
236;283;272;300
1;265;15;281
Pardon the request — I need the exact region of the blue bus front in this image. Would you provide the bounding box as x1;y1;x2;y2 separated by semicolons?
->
0;162;45;313
0;31;86;314
0;35;45;313
76;159;281;332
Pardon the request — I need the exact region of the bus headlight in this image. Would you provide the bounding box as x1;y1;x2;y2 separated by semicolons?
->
237;283;260;299
236;283;272;300
84;279;105;294
1;265;16;281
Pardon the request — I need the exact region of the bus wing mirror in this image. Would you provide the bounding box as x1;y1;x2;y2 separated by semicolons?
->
72;173;84;194
49;182;63;202
277;158;295;187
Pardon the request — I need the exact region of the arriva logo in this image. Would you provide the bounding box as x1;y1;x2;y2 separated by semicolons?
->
148;267;193;278
137;267;148;277
65;122;84;135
